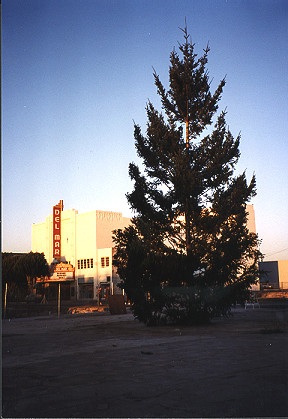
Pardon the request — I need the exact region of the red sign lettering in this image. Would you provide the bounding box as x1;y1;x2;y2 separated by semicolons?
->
53;200;63;260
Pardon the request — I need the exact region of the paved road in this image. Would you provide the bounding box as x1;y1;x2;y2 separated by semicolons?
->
2;307;288;418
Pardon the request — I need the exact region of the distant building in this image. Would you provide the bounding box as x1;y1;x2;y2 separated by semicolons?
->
243;204;259;292
32;201;130;300
259;260;288;290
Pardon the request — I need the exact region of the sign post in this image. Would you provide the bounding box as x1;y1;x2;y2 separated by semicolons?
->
58;283;61;318
4;283;8;319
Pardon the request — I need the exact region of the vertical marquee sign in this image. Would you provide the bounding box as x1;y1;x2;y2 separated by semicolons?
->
53;200;63;261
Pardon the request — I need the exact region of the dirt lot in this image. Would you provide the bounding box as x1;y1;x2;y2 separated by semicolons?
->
2;306;288;418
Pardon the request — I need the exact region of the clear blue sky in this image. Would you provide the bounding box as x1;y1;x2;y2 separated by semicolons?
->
2;0;288;260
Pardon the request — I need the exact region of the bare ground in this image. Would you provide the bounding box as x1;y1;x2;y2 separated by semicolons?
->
2;306;288;418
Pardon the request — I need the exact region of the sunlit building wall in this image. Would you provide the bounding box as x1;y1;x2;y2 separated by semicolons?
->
246;204;256;234
278;261;288;289
32;208;130;299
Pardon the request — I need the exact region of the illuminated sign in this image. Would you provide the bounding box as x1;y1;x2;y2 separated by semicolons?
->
50;263;75;281
37;263;75;282
53;200;63;260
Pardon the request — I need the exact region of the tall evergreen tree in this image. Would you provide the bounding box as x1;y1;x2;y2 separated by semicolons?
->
113;25;262;325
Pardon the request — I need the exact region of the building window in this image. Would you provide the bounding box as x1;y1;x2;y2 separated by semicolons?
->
101;257;110;267
78;259;94;270
107;276;111;282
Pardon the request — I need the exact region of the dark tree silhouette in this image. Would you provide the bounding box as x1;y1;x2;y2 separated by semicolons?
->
113;24;262;325
19;252;50;291
2;252;49;301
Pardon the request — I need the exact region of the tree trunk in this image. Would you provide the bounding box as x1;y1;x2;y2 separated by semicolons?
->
185;118;192;255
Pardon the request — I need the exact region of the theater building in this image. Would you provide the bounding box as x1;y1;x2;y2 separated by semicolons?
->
32;201;130;301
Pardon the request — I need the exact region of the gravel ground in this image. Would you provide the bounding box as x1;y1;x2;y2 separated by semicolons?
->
2;306;288;418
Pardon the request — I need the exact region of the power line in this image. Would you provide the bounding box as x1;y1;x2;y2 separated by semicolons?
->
264;247;288;257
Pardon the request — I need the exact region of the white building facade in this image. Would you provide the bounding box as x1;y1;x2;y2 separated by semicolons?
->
32;203;130;300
